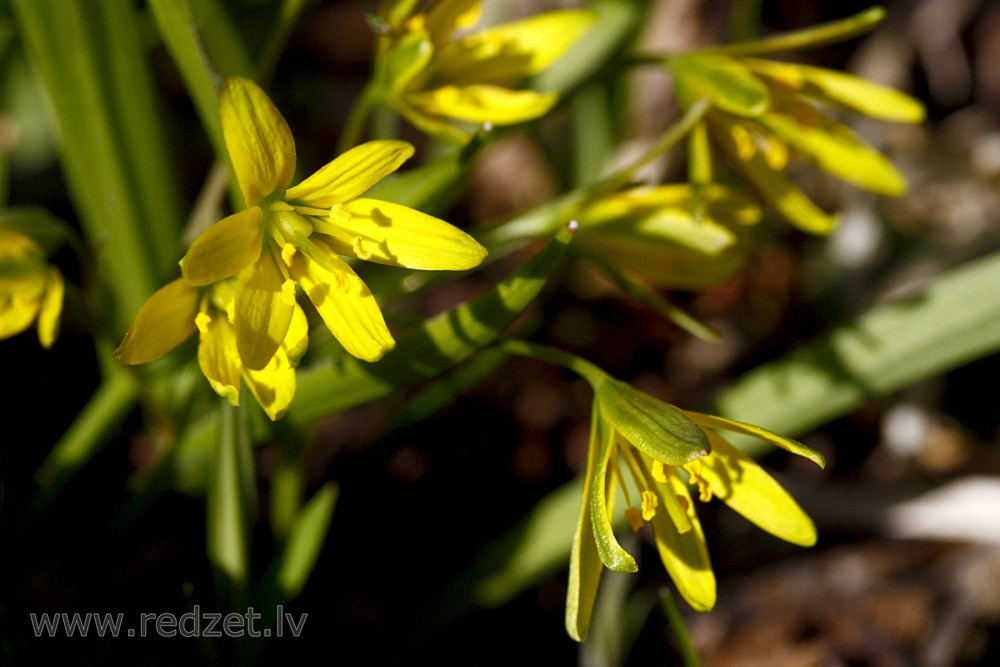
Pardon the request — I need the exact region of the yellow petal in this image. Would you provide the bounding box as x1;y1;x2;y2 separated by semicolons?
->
36;267;64;348
220;76;296;207
234;250;295;371
196;303;242;406
316;198;487;270
760;113;907;196
406;84;558;125
180;207;264;286
684;411;826;468
0;287;42;340
112;278;199;364
698;432;818;547
647;466;716;611
284;140;414;208
744;58;925;123
710;114;838;234
243;304;307;420
428;10;596;86
589;415;638;573
566;404;607;642
424;0;482;44
286;242;395;362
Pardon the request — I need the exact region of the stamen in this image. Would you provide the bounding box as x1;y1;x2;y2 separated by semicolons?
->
624;507;644;532
640;490;658;521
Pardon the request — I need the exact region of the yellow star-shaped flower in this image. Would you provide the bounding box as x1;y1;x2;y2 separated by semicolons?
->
567;378;825;642
178;76;486;368
378;0;595;140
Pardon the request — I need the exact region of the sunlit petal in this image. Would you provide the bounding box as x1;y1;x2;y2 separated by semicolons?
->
243;305;307;420
566;404;608;642
406;84;558;124
286;242;395;362
196;304;242;406
698;432;818;546
221;76;297;206
760;113;907;196
648;465;716;611
284;140;414;207
113;278;199;364
424;0;482;44
36;267;64;349
589;418;638;573
234;249;295;371
710;114;838;234
180;207;264;285
744;58;925;123
315;198;487;270
429;10;595;86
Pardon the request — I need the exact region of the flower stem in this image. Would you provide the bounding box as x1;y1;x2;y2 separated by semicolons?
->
498;339;608;388
660;588;703;667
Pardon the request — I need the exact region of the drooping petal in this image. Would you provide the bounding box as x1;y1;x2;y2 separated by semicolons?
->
315;199;487;270
284;141;415;208
36;267;64;348
0;292;41;339
589;416;638;573
286;241;394;362
597;379;710;466
697;432;818;547
744;58;925;123
113;278;199;364
760;112;907;196
683;411;826;467
406;84;558;124
180;207;264;285
710;114;838;234
220;76;297;207
427;10;596;86
566;404;608;643
234;249;295;371
195;304;242;406
243;304;307;420
647;465;716;611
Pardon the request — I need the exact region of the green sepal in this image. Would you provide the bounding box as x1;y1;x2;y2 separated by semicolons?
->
668;52;769;117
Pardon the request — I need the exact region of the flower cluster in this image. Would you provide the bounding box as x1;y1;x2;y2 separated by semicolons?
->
114;76;487;418
0;228;64;349
667;12;924;233
375;0;595;140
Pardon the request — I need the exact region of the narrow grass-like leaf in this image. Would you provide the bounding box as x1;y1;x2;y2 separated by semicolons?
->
275;482;339;599
12;0;182;330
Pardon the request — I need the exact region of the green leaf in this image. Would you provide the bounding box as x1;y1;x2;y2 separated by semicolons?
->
207;401;255;594
276;482;339;599
286;224;576;426
12;0;183;329
710;7;886;58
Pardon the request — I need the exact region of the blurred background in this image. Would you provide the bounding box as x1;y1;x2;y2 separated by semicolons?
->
3;0;1000;665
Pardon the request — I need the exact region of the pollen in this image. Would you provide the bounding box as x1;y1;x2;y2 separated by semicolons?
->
352;236;372;260
640;489;658;521
281;243;297;267
195;311;212;334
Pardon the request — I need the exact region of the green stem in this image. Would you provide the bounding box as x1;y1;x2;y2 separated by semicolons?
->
499;339;608;388
661;588;703;667
338;82;379;152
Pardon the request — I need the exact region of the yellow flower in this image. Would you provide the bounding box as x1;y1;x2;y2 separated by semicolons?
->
566;378;825;642
574;183;762;289
377;0;595;140
0;228;64;349
178;76;486;369
668;12;925;234
113;277;307;421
